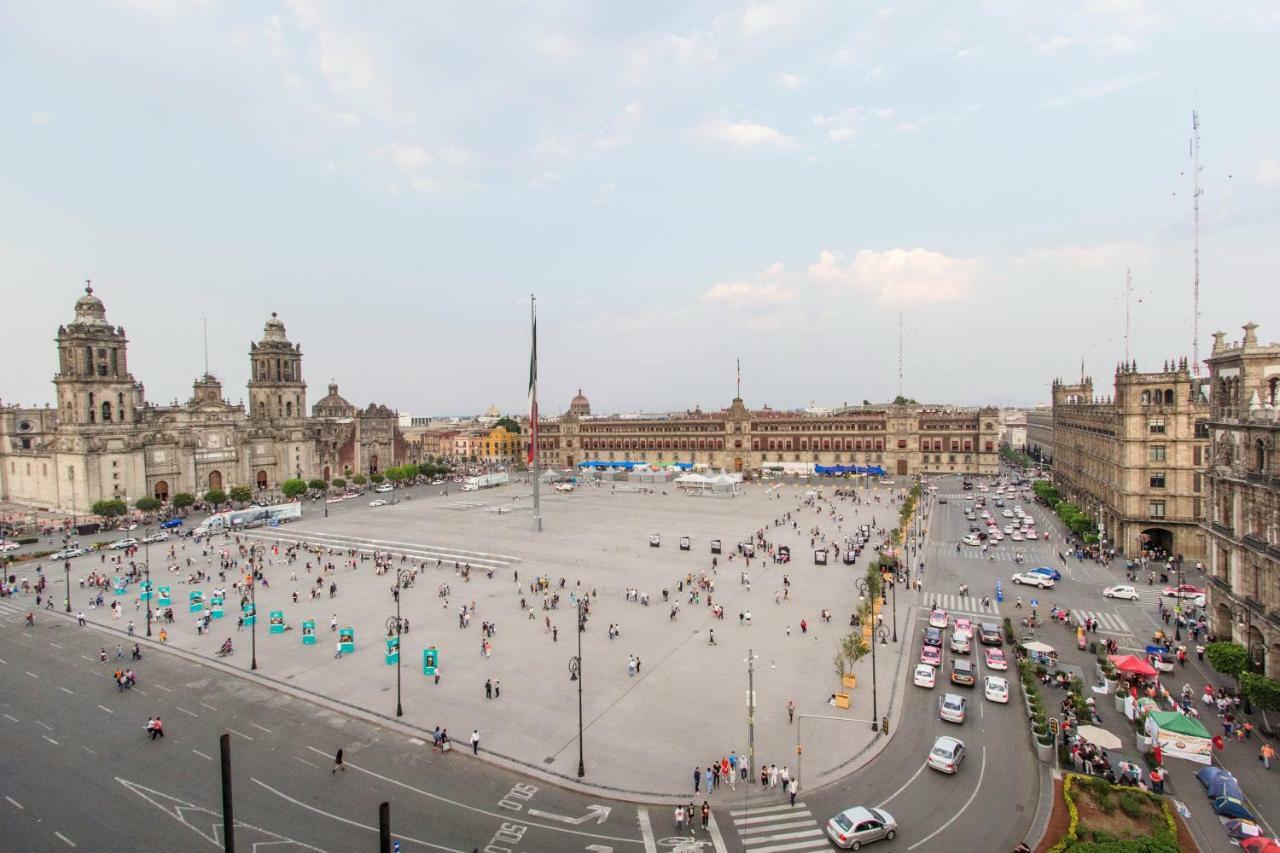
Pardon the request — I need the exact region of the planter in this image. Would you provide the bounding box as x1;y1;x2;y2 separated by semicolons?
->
1034;738;1054;763
842;674;857;690
834;692;850;709
1114;693;1128;714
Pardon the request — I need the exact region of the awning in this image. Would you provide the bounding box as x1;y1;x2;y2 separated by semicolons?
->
1108;654;1158;677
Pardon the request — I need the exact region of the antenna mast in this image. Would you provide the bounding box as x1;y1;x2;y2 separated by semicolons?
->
1124;268;1132;364
203;318;209;376
897;312;903;399
1191;110;1202;375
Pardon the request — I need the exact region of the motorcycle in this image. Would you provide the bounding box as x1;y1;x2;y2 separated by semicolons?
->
215;644;234;658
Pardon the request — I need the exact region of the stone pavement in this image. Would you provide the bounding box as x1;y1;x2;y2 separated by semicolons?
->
59;480;913;798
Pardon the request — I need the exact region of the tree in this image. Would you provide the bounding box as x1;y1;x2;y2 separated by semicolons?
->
402;463;419;479
92;499;128;518
1206;642;1249;681
370;473;385;485
385;467;405;483
172;492;195;510
229;485;253;504
891;395;918;405
281;479;308;500
204;489;227;508
493;417;522;434
331;478;347;490
307;479;327;491
351;474;367;485
1241;671;1280;712
135;496;161;512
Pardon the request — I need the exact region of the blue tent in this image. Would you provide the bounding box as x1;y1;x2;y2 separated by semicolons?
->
1209;776;1244;800
1196;766;1231;788
1214;796;1254;821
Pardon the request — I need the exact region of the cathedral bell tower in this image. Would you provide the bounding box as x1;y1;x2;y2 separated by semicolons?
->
54;282;140;426
248;313;306;420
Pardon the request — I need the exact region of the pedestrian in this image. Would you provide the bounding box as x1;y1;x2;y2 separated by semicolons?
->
1261;742;1275;770
470;729;480;755
788;777;798;806
485;678;493;699
335;641;343;659
693;767;701;795
675;804;685;832
787;699;795;724
77;611;86;627
494;680;501;698
708;628;716;646
700;801;710;830
333;748;345;773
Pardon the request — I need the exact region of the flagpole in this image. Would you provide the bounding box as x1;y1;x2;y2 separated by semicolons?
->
530;294;543;533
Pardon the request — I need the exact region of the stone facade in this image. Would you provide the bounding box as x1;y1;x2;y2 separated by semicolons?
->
1026;406;1054;463
1051;360;1209;561
1202;323;1280;676
530;391;1001;477
0;286;406;514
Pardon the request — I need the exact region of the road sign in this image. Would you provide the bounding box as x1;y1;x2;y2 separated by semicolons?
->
1030;599;1039;609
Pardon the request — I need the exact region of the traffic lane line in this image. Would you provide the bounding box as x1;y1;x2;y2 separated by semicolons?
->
907;746;987;851
6;796;22;809
54;831;76;847
875;760;928;809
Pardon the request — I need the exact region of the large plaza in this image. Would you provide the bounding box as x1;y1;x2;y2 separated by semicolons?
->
74;477;916;797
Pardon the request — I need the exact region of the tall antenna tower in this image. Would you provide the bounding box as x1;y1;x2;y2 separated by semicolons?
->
1191;110;1202;375
897;312;903;399
203;318;209;376
1124;268;1132;364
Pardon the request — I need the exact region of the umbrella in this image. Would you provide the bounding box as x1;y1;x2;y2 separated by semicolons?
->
1108;654;1158;677
1075;725;1123;750
1023;641;1056;654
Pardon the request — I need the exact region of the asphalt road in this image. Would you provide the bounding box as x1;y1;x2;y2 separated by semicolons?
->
0;604;680;853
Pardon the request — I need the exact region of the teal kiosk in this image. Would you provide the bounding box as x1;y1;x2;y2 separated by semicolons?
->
339;627;355;654
242;601;256;627
158;586;171;607
269;610;285;635
423;646;439;677
113;576;127;596
301;619;316;645
210;594;224;619
188;590;205;614
385;635;400;665
139;579;153;602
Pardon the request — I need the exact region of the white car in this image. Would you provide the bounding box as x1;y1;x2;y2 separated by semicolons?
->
1022;516;1035;526
141;531;168;543
375;484;394;493
1010;532;1024;541
368;499;388;507
984;676;1010;703
939;692;968;724
1001;509;1014;518
0;541;21;552
1103;585;1139;601
961;534;980;546
1024;530;1038;539
928;736;966;774
990;531;1004;541
51;547;87;560
913;663;937;688
108;538;139;550
1003;525;1014;534
1012;572;1055;589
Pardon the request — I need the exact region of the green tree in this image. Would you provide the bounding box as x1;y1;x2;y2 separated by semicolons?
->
171;492;195;510
351;474;367;485
92;498;128;518
402;463;420;479
331;478;347;490
204;489;227;508
493;417;522;434
385;467;405;483
370;473;385;485
135;496;161;512
1241;671;1280;712
228;485;253;504
307;478;328;491
281;478;308;500
891;395;918;405
1205;642;1249;681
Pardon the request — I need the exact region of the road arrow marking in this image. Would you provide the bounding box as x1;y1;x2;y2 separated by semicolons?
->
526;805;611;825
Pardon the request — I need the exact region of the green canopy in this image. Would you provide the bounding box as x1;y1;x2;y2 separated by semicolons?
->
1148;710;1212;739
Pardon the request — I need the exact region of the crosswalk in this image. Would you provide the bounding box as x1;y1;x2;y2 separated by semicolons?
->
728;801;827;853
444;500;488;511
921;593;1001;617
242;529;521;570
1072;610;1132;635
925;544;1046;563
0;598;30;622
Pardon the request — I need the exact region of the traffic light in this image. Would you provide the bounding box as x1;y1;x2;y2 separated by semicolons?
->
880;716;889;735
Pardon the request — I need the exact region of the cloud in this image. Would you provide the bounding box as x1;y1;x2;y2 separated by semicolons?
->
1017;242;1154;269
813;107;895;143
537;34;575;58
285;0;386;107
1036;36;1075;54
696;119;796;150
390;145;433;172
1257;159;1280;189
593;182;616;204
777;72;806;90
532;103;642;161
30;112;55;125
531;171;562;189
1039;70;1162;110
954;43;985;60
807;248;981;306
741;1;802;37
865;65;885;80
702;263;798;307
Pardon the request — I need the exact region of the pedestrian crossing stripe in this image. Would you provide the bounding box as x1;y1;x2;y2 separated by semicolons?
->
727;801;827;853
1060;609;1131;635
919;593;1001;616
445;501;487;510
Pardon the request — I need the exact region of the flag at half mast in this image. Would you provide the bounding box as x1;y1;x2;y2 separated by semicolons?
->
528;297;538;465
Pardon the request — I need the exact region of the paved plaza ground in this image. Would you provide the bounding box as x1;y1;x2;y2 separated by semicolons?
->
72;478;914;798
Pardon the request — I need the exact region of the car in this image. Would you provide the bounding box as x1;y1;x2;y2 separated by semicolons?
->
1024;529;1038;539
118;522;138;531
989;531;1004;541
1022;516;1036;526
1103;585;1139;600
978;622;1003;646
961;534;980;546
375;484;394;493
1162;584;1206;599
980;510;991;519
939;692;968;723
431;479;446;485
1028;566;1062;581
913;664;937;688
159;518;183;529
326;497;345;504
928;735;966;774
1149;651;1176;673
1001;524;1013;534
938;497;948;504
51;546;87;560
984;647;1008;670
950;630;971;654
928;609;949;629
965;513;977;521
108;538;139;550
984;676;1010;703
954;617;973;636
1001;509;1014;518
950;659;976;686
141;531;168;543
1010;532;1024;541
0;541;21;552
923;626;944;647
1013;507;1024;516
920;645;941;667
1011;572;1054;589
825;806;898;850
369;499;388;507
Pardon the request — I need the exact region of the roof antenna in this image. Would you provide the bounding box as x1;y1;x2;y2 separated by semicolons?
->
1190;109;1203;376
897;312;904;399
203;317;209;377
736;356;741;400
1124;268;1133;365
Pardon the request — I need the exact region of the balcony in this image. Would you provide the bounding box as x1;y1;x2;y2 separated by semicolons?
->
1269;544;1280;561
1243;534;1271;555
1211;521;1234;537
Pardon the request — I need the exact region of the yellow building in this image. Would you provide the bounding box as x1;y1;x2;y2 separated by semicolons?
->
481;425;522;461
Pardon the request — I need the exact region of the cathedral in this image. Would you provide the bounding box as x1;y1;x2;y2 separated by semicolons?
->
0;285;407;515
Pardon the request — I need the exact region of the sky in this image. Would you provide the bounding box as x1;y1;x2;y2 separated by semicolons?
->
2;1;1279;416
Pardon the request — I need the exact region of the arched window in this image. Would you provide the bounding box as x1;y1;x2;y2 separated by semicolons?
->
101;401;113;422
286;401;293;417
1141;391;1151;405
257;470;268;489
208;470;223;491
1164;389;1174;405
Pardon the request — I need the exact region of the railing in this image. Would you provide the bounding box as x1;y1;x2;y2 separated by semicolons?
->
1211;521;1235;537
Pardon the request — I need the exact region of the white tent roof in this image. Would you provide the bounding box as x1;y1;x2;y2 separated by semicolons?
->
676;473;712;484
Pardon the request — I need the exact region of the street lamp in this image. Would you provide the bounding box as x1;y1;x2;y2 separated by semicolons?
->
143;528;152;637
869;622;890;733
250;544;260;671
568;598;585;777
64;558;72;614
388;568;410;718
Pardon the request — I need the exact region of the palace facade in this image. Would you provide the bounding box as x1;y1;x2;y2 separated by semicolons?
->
0;286;406;515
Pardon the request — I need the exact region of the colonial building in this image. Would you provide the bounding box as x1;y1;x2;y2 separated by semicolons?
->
1026;406;1054;464
1050;360;1209;561
1000;409;1028;451
1202;323;1280;675
0;286;406;514
529;390;1001;476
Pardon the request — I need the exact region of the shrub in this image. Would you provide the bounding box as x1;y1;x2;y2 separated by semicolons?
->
228;485;253;504
1117;790;1145;819
281;479;307;500
171;492;195;510
331;478;347;489
91;498;128;518
1003;616;1015;643
308;479;328;491
204;489;227;507
135;496;161;512
351;474;367;485
1205;642;1248;681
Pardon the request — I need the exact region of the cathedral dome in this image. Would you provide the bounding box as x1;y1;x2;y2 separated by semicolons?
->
71;282;111;327
261;312;288;343
568;388;590;415
313;382;355;418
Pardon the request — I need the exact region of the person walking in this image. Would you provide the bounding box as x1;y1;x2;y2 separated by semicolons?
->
674;804;685;832
787;699;795;724
470;729;480;755
788;777;798;806
485;678;493;699
693;767;701;795
77;611;86;627
700;801;710;830
1260;742;1275;770
332;748;345;773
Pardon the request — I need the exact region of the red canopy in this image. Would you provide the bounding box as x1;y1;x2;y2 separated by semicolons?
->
1109;654;1158;677
1241;838;1280;853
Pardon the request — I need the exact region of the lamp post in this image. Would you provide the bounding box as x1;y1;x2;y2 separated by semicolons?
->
250;544;260;671
143;528;152;637
869;622;890;733
389;568;410;718
568;598;585;777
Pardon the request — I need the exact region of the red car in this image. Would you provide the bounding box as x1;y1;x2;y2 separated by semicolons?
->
1162;584;1205;599
921;645;942;667
984;647;1008;671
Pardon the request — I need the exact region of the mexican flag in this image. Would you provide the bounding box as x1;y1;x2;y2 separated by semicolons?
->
528;301;538;465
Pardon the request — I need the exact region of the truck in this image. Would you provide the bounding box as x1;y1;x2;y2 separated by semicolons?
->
460;472;509;492
194;501;302;536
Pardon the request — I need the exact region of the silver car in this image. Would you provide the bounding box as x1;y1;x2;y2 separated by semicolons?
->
825;805;898;850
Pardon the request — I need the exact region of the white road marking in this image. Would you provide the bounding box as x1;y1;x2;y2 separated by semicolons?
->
6;796;22;809
81;746;96;755
25;671;40;679
175;706;198;718
734;810;813;826
706;811;729;853
3;714;19;723
908;746;987;850
738;820;816;836
250;777;464;852
98;705;115;715
876;760;927;808
154;684;172;692
59;686;74;695
200;702;217;712
42;735;59;746
0;658;7;665
54;831;76;847
294;757;321;770
228;728;254;741
637;807;657;853
191;749;214;762
250;722;271;733
80;655;93;662
49;642;63;649
35;720;53;731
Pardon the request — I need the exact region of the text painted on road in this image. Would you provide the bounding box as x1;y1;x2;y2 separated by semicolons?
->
483;821;528;853
497;783;537;812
